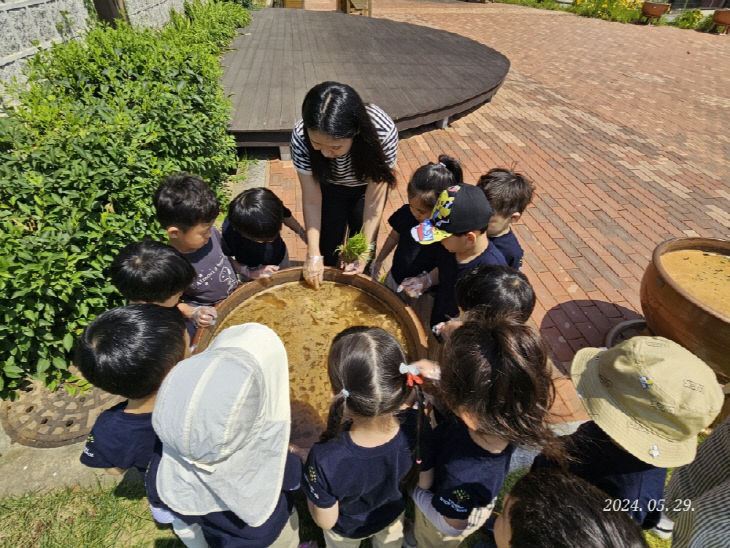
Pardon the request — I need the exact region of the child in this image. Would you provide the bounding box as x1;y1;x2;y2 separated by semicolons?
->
432;264;536;339
532;336;724;530
147;323;302;547
76;304;188;475
476;169;534;270
409;184;507;327
222;187;306;280
371;155;461;293
493;469;647;548
153;173;239;330
110;239;195;307
412;313;557;547
302;326;432;547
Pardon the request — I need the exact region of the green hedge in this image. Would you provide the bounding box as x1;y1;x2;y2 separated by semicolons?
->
0;0;250;398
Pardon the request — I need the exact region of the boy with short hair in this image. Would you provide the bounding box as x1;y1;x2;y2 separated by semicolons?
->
147;323;302;547
532;336;724;529
476;169;534;270
76;304;188;474
222;187;305;280
153;173;240;329
409;184;507;327
110;239;195;307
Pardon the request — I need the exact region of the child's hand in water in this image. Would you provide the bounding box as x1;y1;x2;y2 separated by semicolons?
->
191;306;217;328
397;271;432;298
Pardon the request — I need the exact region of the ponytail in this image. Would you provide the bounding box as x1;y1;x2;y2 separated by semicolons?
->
321;391;348;442
408;154;464;210
441;312;563;460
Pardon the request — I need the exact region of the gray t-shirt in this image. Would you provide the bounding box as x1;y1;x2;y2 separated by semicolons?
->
182;227;238;306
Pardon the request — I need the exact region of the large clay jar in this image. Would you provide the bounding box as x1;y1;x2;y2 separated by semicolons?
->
713;8;730;26
640;238;730;380
641;1;670;18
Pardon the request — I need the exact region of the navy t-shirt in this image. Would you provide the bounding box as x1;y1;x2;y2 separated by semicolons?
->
303;409;432;538
388;205;442;285
531;420;667;529
429;416;514;520
431;242;507;326
221;207;292;268
489;230;523;270
145;443;302;546
80;401;157;473
182;226;238;307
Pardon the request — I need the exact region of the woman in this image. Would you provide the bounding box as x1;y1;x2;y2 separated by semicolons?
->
290;81;398;288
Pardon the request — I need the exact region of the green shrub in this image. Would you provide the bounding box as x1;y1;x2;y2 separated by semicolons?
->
696;13;717;31
571;0;642;23
670;8;704;28
0;1;249;398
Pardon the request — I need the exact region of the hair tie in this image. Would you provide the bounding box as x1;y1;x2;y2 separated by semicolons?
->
340;388;350;398
399;363;424;387
438;161;446;167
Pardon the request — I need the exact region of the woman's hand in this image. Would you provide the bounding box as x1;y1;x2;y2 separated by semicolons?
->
342;258;367;276
303;255;324;289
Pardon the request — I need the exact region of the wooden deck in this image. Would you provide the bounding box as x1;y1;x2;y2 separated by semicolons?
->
222;8;510;153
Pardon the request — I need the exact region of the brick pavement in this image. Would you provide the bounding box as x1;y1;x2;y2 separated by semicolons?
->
267;0;730;422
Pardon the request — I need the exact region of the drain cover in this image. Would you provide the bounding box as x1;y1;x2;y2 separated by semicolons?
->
0;374;123;448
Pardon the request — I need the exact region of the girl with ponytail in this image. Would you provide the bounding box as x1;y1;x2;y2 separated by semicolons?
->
302;326;431;548
412;311;560;547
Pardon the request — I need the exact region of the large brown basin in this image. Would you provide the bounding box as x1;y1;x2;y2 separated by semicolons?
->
640;238;730;380
193;267;428;447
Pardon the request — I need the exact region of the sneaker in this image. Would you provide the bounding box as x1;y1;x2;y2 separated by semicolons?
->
650;513;674;540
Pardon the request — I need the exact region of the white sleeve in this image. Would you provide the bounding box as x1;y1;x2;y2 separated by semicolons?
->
412;486;465;537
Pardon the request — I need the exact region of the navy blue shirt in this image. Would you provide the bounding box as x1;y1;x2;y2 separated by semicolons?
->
303;410;432;539
429;417;514;520
80;401;157;473
221;208;291;268
431;241;507;326
145;443;302;546
388;205;442;285
489;230;523;270
531;421;667;529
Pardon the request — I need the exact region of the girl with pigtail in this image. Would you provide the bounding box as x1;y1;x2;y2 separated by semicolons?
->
412;311;562;547
302;326;432;548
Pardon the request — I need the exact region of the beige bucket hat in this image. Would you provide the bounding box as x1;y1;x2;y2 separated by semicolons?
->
153;323;290;526
571;336;723;468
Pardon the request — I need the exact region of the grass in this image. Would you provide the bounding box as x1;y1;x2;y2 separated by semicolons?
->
0;475;181;547
0;466;677;547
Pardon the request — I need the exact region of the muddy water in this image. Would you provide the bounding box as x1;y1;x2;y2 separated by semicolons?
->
212;281;409;448
661;249;730;317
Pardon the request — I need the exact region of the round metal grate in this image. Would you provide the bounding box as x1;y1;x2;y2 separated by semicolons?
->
0;373;123;448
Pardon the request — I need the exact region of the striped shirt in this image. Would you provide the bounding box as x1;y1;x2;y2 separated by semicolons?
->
665;416;730;547
290;103;398;187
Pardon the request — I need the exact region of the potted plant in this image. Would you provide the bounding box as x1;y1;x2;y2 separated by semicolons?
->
641;1;670;23
711;8;730;33
335;231;373;265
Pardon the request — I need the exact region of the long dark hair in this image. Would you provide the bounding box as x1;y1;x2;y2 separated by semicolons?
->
301;82;396;187
507;469;648;547
440;312;561;458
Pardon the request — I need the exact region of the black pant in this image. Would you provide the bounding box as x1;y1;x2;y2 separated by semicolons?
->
320;182;366;267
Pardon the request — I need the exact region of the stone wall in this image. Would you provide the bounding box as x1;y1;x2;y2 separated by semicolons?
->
0;0;186;85
125;0;185;28
0;0;89;83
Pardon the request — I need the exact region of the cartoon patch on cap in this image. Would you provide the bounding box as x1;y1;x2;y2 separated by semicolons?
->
648;445;660;458
432;189;457;228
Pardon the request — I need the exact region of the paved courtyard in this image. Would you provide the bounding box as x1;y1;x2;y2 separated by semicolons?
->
271;0;729;421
